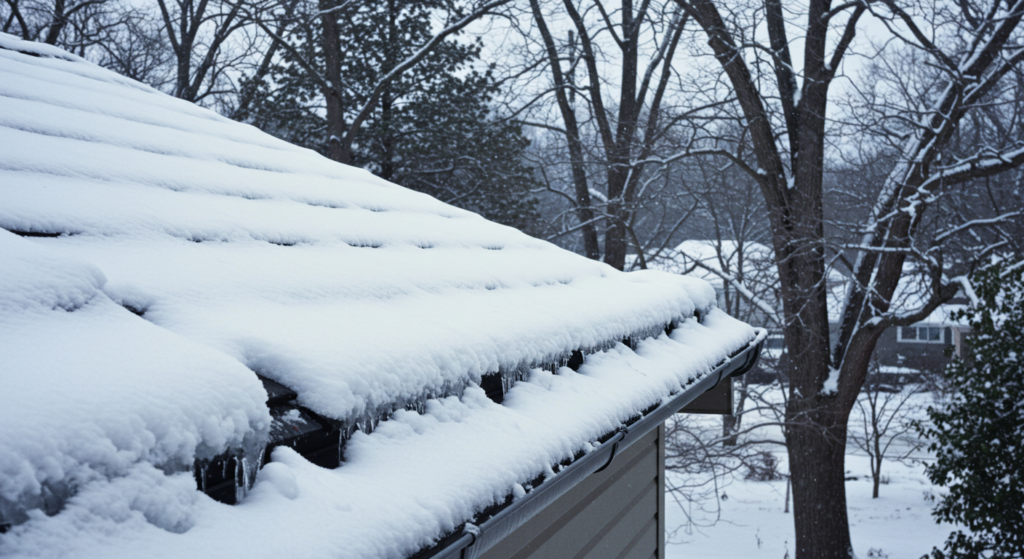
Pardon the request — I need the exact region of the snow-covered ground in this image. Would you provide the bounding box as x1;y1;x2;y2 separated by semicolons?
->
666;456;949;559
665;389;954;559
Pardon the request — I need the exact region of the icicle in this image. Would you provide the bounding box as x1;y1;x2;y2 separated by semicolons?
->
229;431;268;504
234;458;243;504
335;423;357;465
357;411;380;435
513;363;530;384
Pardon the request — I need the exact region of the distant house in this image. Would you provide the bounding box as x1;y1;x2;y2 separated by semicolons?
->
0;34;763;559
649;240;964;385
870;305;967;382
640;240;780;328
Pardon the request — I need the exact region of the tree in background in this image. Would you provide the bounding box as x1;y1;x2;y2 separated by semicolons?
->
517;0;726;265
1;0;127;54
850;360;926;499
664;0;1024;556
244;0;540;231
919;263;1024;558
154;0;248;103
92;8;174;87
246;0;509;164
1;0;270;108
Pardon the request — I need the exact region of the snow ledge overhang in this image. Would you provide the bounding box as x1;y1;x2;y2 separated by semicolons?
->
423;328;766;559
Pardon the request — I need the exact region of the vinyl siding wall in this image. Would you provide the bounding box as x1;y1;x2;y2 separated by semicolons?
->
479;425;666;559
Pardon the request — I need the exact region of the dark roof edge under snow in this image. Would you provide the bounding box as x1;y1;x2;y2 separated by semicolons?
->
190;309;725;507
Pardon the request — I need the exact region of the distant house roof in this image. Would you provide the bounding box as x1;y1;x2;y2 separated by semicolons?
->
906;304;969;326
649;240;968;328
0;34;760;559
650;240;776;285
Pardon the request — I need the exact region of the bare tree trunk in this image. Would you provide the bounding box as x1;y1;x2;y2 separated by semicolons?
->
872;450;881;499
786;409;851;559
379;89;394;180
785;474;791;513
870;391;881;499
376;0;398;179
601;0;638;270
779;245;851;559
42;0;65;44
529;0;600;260
319;0;345;162
603;187;628;269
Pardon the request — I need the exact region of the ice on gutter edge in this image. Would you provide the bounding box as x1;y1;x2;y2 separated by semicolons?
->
189;313;707;508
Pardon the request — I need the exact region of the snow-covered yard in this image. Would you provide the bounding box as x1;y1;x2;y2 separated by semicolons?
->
665;389;954;559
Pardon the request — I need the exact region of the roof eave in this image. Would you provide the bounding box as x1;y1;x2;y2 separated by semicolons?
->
425;329;767;559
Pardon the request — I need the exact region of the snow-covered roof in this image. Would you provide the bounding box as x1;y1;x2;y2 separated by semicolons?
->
0;34;759;559
909;304;968;326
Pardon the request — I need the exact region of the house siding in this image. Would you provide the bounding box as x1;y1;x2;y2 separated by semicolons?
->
873;326;953;377
479;427;664;559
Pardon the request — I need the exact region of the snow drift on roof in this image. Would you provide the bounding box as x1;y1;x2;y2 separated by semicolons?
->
0;230;269;526
0;32;719;423
1;310;757;559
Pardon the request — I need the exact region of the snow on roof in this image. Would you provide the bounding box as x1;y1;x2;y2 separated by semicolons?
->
0;230;270;524
0;34;758;558
912;304;968;326
2;312;756;559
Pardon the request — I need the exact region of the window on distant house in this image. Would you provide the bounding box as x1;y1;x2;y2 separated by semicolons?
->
765;330;785;350
897;325;946;343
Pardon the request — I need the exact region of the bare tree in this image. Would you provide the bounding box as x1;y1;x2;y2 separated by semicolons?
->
228;0;301;121
516;0;731;266
1;0;242;102
849;361;926;499
644;148;785;446
93;7;174;87
664;0;1024;556
664;405;787;531
663;415;740;531
154;0;251;103
2;0;123;53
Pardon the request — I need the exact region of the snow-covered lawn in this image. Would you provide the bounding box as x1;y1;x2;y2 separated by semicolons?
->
666;456;949;559
665;389;955;559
